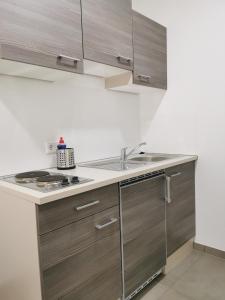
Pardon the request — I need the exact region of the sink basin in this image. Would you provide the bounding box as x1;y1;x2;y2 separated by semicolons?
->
79;153;177;171
79;158;146;171
129;156;168;163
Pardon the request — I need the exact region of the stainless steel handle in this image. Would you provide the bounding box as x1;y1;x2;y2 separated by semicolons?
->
137;74;152;83
170;172;182;178
95;218;118;230
117;55;132;66
165;172;182;203
165;176;172;204
57;55;81;68
75;200;100;211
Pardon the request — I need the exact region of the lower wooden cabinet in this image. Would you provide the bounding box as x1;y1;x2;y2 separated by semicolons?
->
37;185;122;300
165;162;196;257
42;233;122;300
35;164;195;299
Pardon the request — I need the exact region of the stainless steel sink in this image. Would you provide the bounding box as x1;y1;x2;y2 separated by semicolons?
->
129;156;168;163
128;153;179;163
79;153;178;171
79;158;146;171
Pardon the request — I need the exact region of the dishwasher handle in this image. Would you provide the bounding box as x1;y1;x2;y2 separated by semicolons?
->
165;172;182;203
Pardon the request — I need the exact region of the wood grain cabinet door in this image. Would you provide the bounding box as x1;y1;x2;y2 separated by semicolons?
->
42;231;122;300
0;0;83;73
81;0;133;70
166;162;196;257
121;175;166;298
133;11;167;89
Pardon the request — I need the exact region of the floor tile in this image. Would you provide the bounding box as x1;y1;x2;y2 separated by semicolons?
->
161;250;203;287
133;277;169;300
132;251;225;300
138;283;169;300
158;289;193;300
173;253;225;300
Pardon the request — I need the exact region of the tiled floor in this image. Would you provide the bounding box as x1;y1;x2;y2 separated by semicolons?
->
133;250;225;300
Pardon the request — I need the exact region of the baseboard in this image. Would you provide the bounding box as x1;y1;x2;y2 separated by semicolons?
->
194;242;225;259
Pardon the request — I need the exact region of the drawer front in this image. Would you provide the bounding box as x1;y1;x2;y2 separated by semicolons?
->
42;232;122;300
40;206;119;270
38;184;119;234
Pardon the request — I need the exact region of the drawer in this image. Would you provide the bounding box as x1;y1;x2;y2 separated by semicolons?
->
37;184;119;234
42;231;122;300
39;206;120;270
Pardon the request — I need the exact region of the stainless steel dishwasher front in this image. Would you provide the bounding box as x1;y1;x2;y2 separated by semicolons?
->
120;171;166;300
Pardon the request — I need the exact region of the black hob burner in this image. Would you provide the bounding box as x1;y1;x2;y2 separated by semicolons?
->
15;171;50;183
36;175;80;188
2;170;92;193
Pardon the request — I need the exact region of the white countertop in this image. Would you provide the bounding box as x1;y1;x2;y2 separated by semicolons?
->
0;154;197;205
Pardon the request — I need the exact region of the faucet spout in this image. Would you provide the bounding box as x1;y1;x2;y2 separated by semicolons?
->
120;147;128;162
120;142;147;162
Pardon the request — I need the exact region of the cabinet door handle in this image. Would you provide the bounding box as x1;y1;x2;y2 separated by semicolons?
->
57;54;81;68
165;172;182;203
170;172;182;178
95;218;118;230
137;74;152;83
75;200;100;211
117;55;132;66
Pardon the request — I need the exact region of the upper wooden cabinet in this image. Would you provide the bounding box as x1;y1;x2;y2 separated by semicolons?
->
133;11;167;90
0;0;83;73
0;1;168;90
81;0;133;70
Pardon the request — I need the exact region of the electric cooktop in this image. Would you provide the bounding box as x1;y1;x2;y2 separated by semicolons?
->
1;170;93;193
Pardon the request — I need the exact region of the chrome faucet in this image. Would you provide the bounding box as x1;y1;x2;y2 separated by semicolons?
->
120;142;147;162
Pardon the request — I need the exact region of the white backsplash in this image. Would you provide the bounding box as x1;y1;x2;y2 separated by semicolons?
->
0;74;140;176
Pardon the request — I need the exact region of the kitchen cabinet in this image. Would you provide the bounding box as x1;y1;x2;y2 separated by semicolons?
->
0;1;168;90
37;184;122;300
120;172;166;299
132;11;167;89
165;162;196;257
81;0;133;70
0;158;197;300
0;0;83;73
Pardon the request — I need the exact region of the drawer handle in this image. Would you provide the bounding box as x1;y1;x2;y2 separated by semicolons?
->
117;55;132;66
165;172;182;204
75;200;100;211
137;74;152;83
95;218;118;230
57;54;81;68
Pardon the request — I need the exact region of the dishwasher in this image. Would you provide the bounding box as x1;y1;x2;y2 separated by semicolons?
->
120;171;166;300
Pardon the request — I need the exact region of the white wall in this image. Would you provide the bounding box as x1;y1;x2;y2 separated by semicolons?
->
0;74;140;175
133;0;225;251
1;0;225;253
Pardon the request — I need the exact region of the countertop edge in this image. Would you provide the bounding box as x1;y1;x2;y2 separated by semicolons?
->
0;155;198;205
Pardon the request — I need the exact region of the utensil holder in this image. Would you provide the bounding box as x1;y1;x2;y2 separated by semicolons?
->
57;148;75;170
